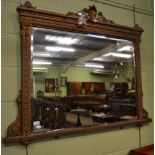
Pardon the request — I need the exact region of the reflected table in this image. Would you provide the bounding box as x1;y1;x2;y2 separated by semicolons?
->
78;101;103;109
91;104;111;113
70;108;87;127
120;104;136;116
92;113;119;123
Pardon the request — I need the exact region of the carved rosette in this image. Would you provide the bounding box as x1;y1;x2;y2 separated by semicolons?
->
21;25;32;136
7;92;22;136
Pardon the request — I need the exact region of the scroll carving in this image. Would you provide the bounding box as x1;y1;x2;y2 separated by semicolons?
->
7;92;22;136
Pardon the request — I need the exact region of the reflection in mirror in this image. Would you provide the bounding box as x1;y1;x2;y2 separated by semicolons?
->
31;27;136;132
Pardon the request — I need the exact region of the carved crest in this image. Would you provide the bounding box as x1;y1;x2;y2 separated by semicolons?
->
82;5;98;19
20;1;36;9
67;5;114;25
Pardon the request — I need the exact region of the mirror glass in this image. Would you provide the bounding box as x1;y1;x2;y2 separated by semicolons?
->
31;27;136;132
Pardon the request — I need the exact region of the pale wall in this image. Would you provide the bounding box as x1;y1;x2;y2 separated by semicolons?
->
33;65;132;97
2;0;153;155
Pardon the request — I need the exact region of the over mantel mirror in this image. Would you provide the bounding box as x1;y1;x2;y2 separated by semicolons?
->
3;1;151;145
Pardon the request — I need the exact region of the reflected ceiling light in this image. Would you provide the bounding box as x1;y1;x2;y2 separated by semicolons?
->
85;63;104;69
32;61;52;65
45;35;79;45
31;46;33;52
87;34;130;42
33;53;51;57
57;37;79;45
33;67;47;70
117;45;134;52
45;46;75;52
112;53;132;58
45;35;57;41
92;57;104;61
104;52;132;58
103;53;112;57
31;35;34;42
33;67;48;73
107;38;129;42
87;34;107;39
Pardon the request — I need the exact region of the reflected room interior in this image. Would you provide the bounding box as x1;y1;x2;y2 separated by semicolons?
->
31;27;136;132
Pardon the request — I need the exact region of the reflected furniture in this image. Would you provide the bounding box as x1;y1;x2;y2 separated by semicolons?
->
113;82;129;98
92;113;136;124
109;98;136;116
72;95;108;113
31;97;66;130
67;82;105;96
70;108;87;127
91;104;112;113
92;114;120;124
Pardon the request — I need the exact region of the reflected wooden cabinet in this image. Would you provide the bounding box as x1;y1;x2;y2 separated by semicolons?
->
67;82;105;96
67;82;82;96
113;82;129;98
84;82;93;95
94;83;105;94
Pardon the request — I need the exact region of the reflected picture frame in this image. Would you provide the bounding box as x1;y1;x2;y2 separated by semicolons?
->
45;78;55;92
61;77;67;87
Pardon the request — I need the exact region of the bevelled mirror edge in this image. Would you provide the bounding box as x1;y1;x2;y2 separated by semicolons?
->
2;1;152;145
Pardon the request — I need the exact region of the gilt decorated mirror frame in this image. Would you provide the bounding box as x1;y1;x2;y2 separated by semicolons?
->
3;1;151;145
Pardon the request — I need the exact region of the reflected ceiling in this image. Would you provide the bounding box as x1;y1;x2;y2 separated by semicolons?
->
31;27;134;70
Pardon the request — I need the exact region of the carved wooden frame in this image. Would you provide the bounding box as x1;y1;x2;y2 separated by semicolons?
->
2;1;151;145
